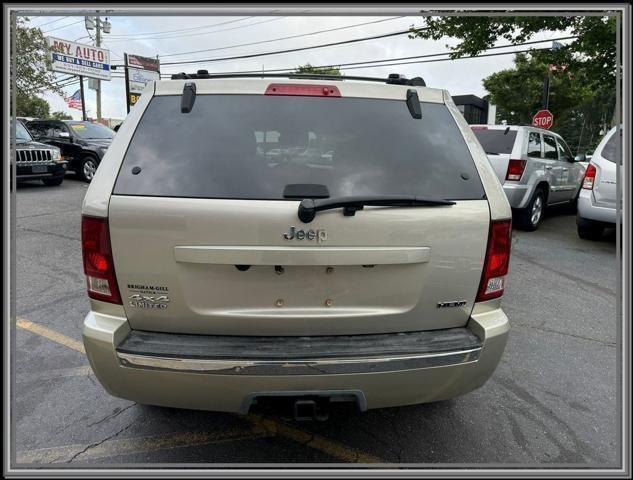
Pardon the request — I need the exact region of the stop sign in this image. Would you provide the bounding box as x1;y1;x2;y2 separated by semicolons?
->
532;109;554;129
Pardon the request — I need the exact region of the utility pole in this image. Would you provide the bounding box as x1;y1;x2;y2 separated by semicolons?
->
95;15;102;122
86;13;111;122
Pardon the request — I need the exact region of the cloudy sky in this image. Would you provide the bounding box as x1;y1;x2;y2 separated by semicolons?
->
25;14;570;121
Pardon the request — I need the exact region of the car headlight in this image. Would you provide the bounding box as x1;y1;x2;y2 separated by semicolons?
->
51;149;62;162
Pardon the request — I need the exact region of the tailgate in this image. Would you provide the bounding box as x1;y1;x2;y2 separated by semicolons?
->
109;196;489;336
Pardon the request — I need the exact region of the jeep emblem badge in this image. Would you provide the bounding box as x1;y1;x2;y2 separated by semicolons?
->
283;226;327;243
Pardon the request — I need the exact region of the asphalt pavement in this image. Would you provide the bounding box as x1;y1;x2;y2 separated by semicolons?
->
12;176;620;468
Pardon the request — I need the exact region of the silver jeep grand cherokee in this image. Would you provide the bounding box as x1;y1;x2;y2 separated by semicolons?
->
81;73;512;417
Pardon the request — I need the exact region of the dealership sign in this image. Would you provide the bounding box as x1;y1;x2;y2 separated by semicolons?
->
127;54;160;72
47;36;111;81
128;67;160;94
125;53;160;110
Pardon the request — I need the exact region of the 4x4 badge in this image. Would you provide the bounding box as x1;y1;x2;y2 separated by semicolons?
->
283;226;327;243
129;294;170;309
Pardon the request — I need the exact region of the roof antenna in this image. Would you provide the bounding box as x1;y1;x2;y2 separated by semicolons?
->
181;82;196;113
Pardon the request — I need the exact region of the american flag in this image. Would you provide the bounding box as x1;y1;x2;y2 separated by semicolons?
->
65;89;83;110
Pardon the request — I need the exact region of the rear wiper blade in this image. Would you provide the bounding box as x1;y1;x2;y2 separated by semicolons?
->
297;195;455;223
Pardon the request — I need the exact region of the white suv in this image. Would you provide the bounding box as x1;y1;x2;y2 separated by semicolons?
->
81;73;512;418
577;126;620;240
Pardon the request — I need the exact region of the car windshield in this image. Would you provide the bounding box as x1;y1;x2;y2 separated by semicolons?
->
114;95;485;201
67;122;114;139
472;128;517;155
16;121;33;143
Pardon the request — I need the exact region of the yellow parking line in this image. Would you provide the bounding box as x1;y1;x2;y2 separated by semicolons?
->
16;318;85;354
15;317;385;464
245;414;384;463
17;427;269;464
16;365;93;384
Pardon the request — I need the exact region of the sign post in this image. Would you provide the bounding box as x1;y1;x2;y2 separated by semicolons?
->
78;75;87;121
532;109;554;130
124;53;131;114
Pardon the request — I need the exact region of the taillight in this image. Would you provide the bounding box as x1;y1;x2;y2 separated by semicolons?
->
582;164;597;190
265;83;341;97
476;219;512;302
81;216;121;304
505;159;527;181
470;125;488;130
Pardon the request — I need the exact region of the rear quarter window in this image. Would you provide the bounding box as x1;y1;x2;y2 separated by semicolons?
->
600;130;621;163
114;94;485;201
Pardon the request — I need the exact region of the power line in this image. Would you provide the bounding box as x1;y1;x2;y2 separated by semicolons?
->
342;46;558;71
105;16;285;42
161;28;416;66
104;16;255;38
158;35;575;77
101;43;123;59
30;16;69;28
42;19;84;34
160;16;405;58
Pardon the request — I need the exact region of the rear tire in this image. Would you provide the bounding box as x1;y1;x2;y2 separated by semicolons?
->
79;156;99;183
577;216;604;240
514;188;546;231
42;176;64;186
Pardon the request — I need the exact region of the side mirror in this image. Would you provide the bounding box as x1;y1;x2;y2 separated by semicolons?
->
574;153;586;162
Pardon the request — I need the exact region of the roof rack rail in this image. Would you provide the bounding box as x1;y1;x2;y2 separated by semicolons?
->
170;71;426;86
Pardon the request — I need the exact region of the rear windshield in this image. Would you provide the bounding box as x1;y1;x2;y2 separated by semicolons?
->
600;130;620;163
113;95;484;200
472;128;517;155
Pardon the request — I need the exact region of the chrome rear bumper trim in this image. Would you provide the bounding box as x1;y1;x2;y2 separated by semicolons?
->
116;347;481;376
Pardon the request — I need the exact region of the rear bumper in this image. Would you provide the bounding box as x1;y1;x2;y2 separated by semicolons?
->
503;183;531;209
83;307;509;413
577;190;616;225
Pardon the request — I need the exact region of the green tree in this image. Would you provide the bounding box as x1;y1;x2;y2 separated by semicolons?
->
12;17;63;116
483;53;613;154
50;110;73;120
16;93;50;118
483;53;591;124
409;15;617;87
295;63;341;75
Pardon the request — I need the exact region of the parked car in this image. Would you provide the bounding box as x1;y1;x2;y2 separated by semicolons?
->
26;120;114;182
471;125;585;231
81;73;512;418
576;126;619;239
14;120;66;186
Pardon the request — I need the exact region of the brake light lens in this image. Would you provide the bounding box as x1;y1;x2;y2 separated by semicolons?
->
265;83;341;97
81;216;121;304
582;163;597;189
476;219;512;302
470;125;488;130
506;159;527;181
